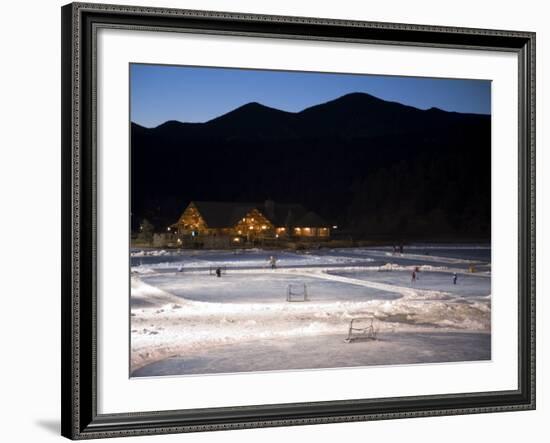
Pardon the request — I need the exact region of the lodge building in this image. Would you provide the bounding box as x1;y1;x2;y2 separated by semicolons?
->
172;200;330;241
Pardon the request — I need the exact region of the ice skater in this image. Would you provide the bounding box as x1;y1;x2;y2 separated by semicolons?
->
453;272;458;285
411;269;417;284
215;267;222;278
269;255;277;269
177;264;184;273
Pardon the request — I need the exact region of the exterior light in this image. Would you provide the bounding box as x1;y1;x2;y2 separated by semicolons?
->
275;234;279;238
261;225;267;230
332;225;338;229
249;226;254;230
238;230;242;235
167;227;171;232
233;237;240;242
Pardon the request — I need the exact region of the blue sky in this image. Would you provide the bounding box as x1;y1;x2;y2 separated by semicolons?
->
130;64;491;128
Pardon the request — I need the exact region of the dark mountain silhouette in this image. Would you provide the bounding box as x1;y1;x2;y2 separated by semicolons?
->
131;92;491;239
205;102;298;139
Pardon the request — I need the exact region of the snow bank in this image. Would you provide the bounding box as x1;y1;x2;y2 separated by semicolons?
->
130;270;490;371
131;249;170;257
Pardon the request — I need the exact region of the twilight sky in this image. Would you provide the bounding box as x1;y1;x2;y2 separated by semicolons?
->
130;63;491;128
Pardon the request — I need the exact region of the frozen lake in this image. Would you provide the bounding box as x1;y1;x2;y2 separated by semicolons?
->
130;244;490;270
133;331;491;377
130;244;491;376
142;272;400;304
326;270;490;298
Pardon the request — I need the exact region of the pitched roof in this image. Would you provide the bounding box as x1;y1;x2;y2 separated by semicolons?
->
267;203;307;226
296;211;330;227
186;201;329;228
191;201;256;228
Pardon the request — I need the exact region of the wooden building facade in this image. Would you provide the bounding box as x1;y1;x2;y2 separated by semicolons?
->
172;200;330;241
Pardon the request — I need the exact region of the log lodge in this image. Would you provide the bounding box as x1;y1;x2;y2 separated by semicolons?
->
171;200;330;242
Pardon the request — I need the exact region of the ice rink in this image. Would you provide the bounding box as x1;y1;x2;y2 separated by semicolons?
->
130;245;491;376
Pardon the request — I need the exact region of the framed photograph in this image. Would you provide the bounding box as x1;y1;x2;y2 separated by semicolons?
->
61;2;535;439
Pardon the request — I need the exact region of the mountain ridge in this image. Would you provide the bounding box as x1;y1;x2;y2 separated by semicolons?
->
131;91;491;239
135;92;489;130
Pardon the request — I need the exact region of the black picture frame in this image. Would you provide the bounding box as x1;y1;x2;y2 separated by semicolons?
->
61;2;536;439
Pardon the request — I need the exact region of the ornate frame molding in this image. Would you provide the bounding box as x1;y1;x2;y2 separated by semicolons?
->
61;2;535;439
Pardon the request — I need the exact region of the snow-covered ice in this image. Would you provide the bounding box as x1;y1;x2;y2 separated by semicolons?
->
141;271;400;304
130;248;371;270
327;270;490;298
133;332;491;376
130;245;491;376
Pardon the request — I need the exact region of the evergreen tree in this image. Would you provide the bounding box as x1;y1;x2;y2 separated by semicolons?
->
138;219;154;244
